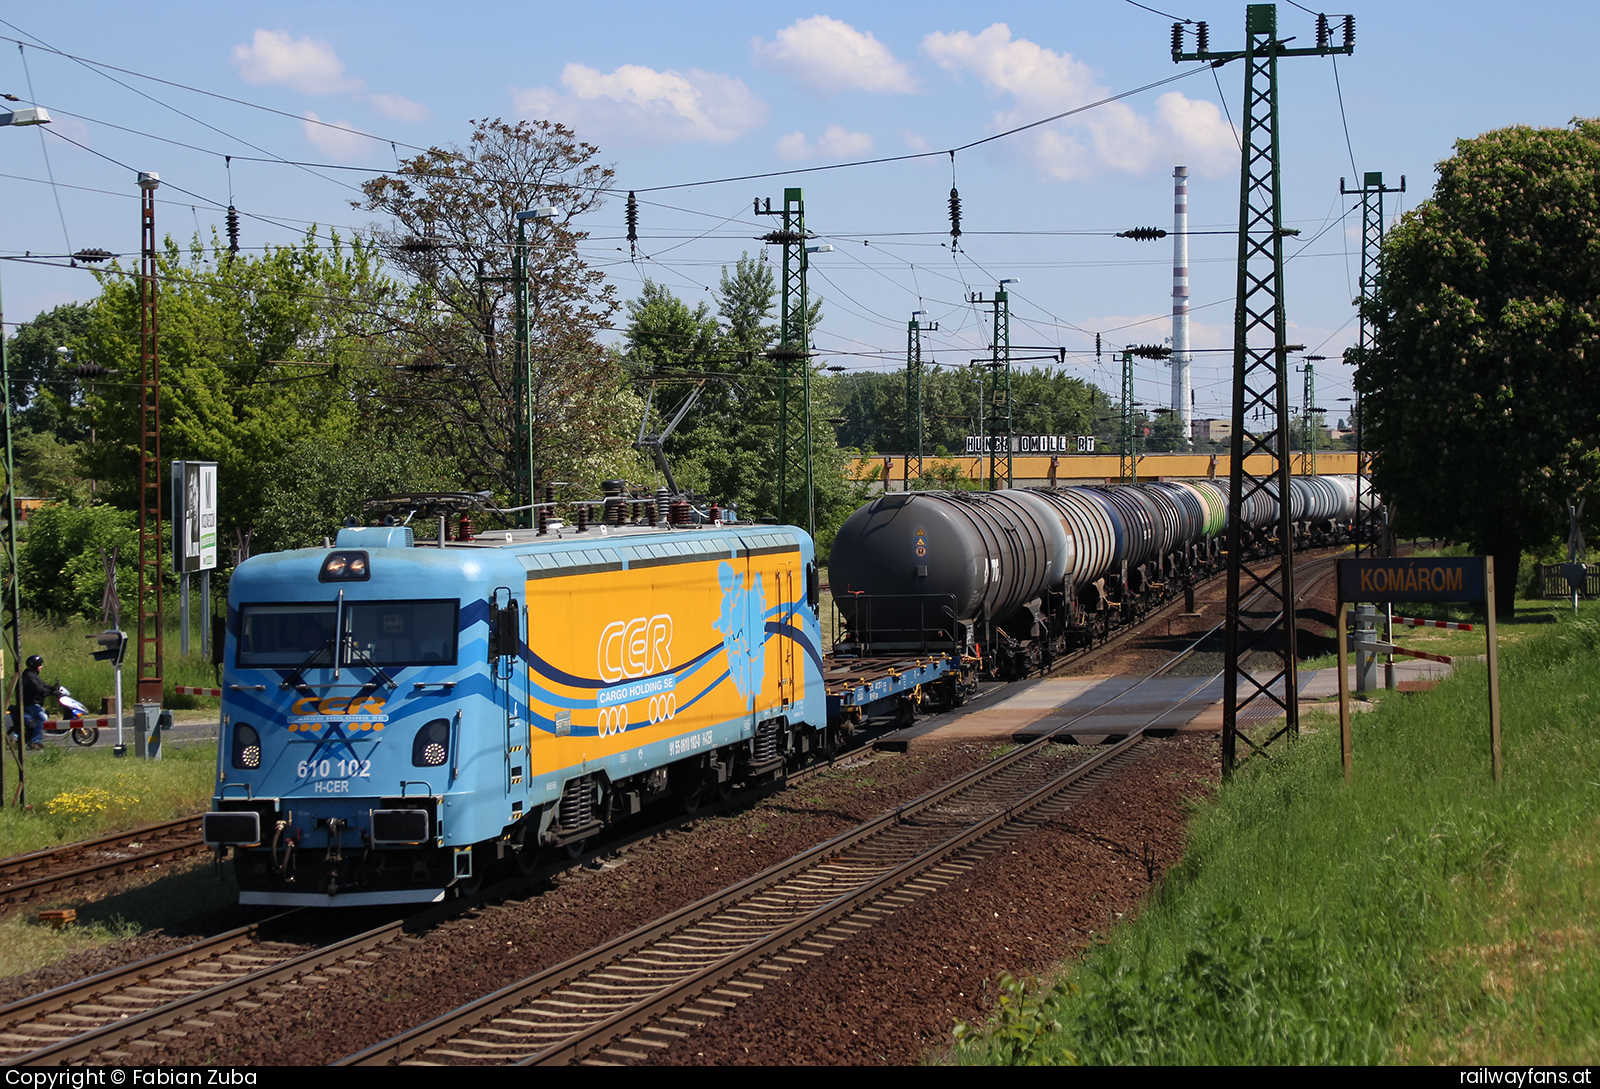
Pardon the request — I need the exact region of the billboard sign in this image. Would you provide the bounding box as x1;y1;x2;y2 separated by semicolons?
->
171;461;218;573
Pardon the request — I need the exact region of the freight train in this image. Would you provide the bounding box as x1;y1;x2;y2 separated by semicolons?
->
828;475;1365;682
203;476;1366;906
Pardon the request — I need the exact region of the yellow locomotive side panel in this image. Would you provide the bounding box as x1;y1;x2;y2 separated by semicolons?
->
522;549;806;778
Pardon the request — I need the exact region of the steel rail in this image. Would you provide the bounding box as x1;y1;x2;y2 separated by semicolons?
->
0;913;301;1058
0;816;199;879
337;729;1142;1066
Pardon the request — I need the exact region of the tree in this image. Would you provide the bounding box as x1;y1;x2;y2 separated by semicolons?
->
622;269;866;550
6;302;91;438
74;229;402;542
253;432;454;553
360;118;634;505
16;503;171;621
1355;119;1600;614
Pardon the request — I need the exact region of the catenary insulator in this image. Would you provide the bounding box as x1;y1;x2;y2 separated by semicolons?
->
625;191;638;256
1343;15;1354;48
1197;21;1209;52
226;206;240;258
1171;22;1184;56
948;187;962;246
1316;14;1329;49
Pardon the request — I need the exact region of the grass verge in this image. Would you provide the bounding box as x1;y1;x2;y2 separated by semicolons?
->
17;613;223;714
950;598;1600;1065
0;742;218;858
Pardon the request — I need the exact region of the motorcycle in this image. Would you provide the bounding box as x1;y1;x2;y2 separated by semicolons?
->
53;684;98;747
8;681;99;748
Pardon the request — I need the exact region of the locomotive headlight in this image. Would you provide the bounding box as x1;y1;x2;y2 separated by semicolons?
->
320;550;370;582
232;723;262;770
412;718;450;767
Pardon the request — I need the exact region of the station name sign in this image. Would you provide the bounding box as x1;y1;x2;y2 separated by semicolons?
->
1336;557;1485;603
964;435;1096;455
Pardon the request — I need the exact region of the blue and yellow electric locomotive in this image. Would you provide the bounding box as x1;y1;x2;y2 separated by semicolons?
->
203;519;826;906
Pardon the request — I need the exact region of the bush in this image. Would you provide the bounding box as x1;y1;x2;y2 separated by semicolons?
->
16;504;171;621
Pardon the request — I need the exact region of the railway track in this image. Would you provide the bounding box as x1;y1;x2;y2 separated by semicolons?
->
336;728;1147;1066
0;771;812;1068
0;817;208;910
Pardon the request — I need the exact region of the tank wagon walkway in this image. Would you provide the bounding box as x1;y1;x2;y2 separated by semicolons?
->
889;660;1455;746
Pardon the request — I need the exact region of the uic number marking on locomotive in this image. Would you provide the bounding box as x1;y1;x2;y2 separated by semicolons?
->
297;758;372;779
668;729;713;756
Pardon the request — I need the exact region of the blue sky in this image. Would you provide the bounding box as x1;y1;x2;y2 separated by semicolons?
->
0;2;1591;425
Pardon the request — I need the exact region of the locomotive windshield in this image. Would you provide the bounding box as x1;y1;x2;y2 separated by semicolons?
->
237;604;336;667
344;600;459;666
236;600;459;668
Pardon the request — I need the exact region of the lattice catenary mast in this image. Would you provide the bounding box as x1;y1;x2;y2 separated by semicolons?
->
1341;171;1403;557
1173;4;1354;771
758;190;816;536
136;172;165;704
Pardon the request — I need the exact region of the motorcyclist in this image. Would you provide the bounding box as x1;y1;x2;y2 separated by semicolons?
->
21;654;57;751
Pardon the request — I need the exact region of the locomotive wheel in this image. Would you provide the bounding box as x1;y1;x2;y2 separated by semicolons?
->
515;842;540;876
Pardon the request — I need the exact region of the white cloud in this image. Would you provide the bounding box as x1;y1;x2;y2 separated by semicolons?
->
232;30;362;96
899;129;931;152
921;24;1237;180
776;125;874;161
366;92;430;123
752;16;917;95
513;63;766;144
232;29;430;129
301;111;369;159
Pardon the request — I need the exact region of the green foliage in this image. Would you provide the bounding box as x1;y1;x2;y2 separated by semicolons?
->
833;365;1099;461
623;269;867;552
952;601;1600;1065
5;301;92;438
16;503;164;621
253;431;455;552
14;431;92;504
74;228;395;542
953;974;1077;1065
1358;119;1600;611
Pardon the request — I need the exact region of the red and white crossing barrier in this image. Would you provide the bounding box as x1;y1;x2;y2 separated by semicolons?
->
1393;616;1474;632
41;716;125;730
173;686;223;697
1372;641;1453;665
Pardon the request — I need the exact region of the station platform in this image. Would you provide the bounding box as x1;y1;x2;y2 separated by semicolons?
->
881;659;1460;748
